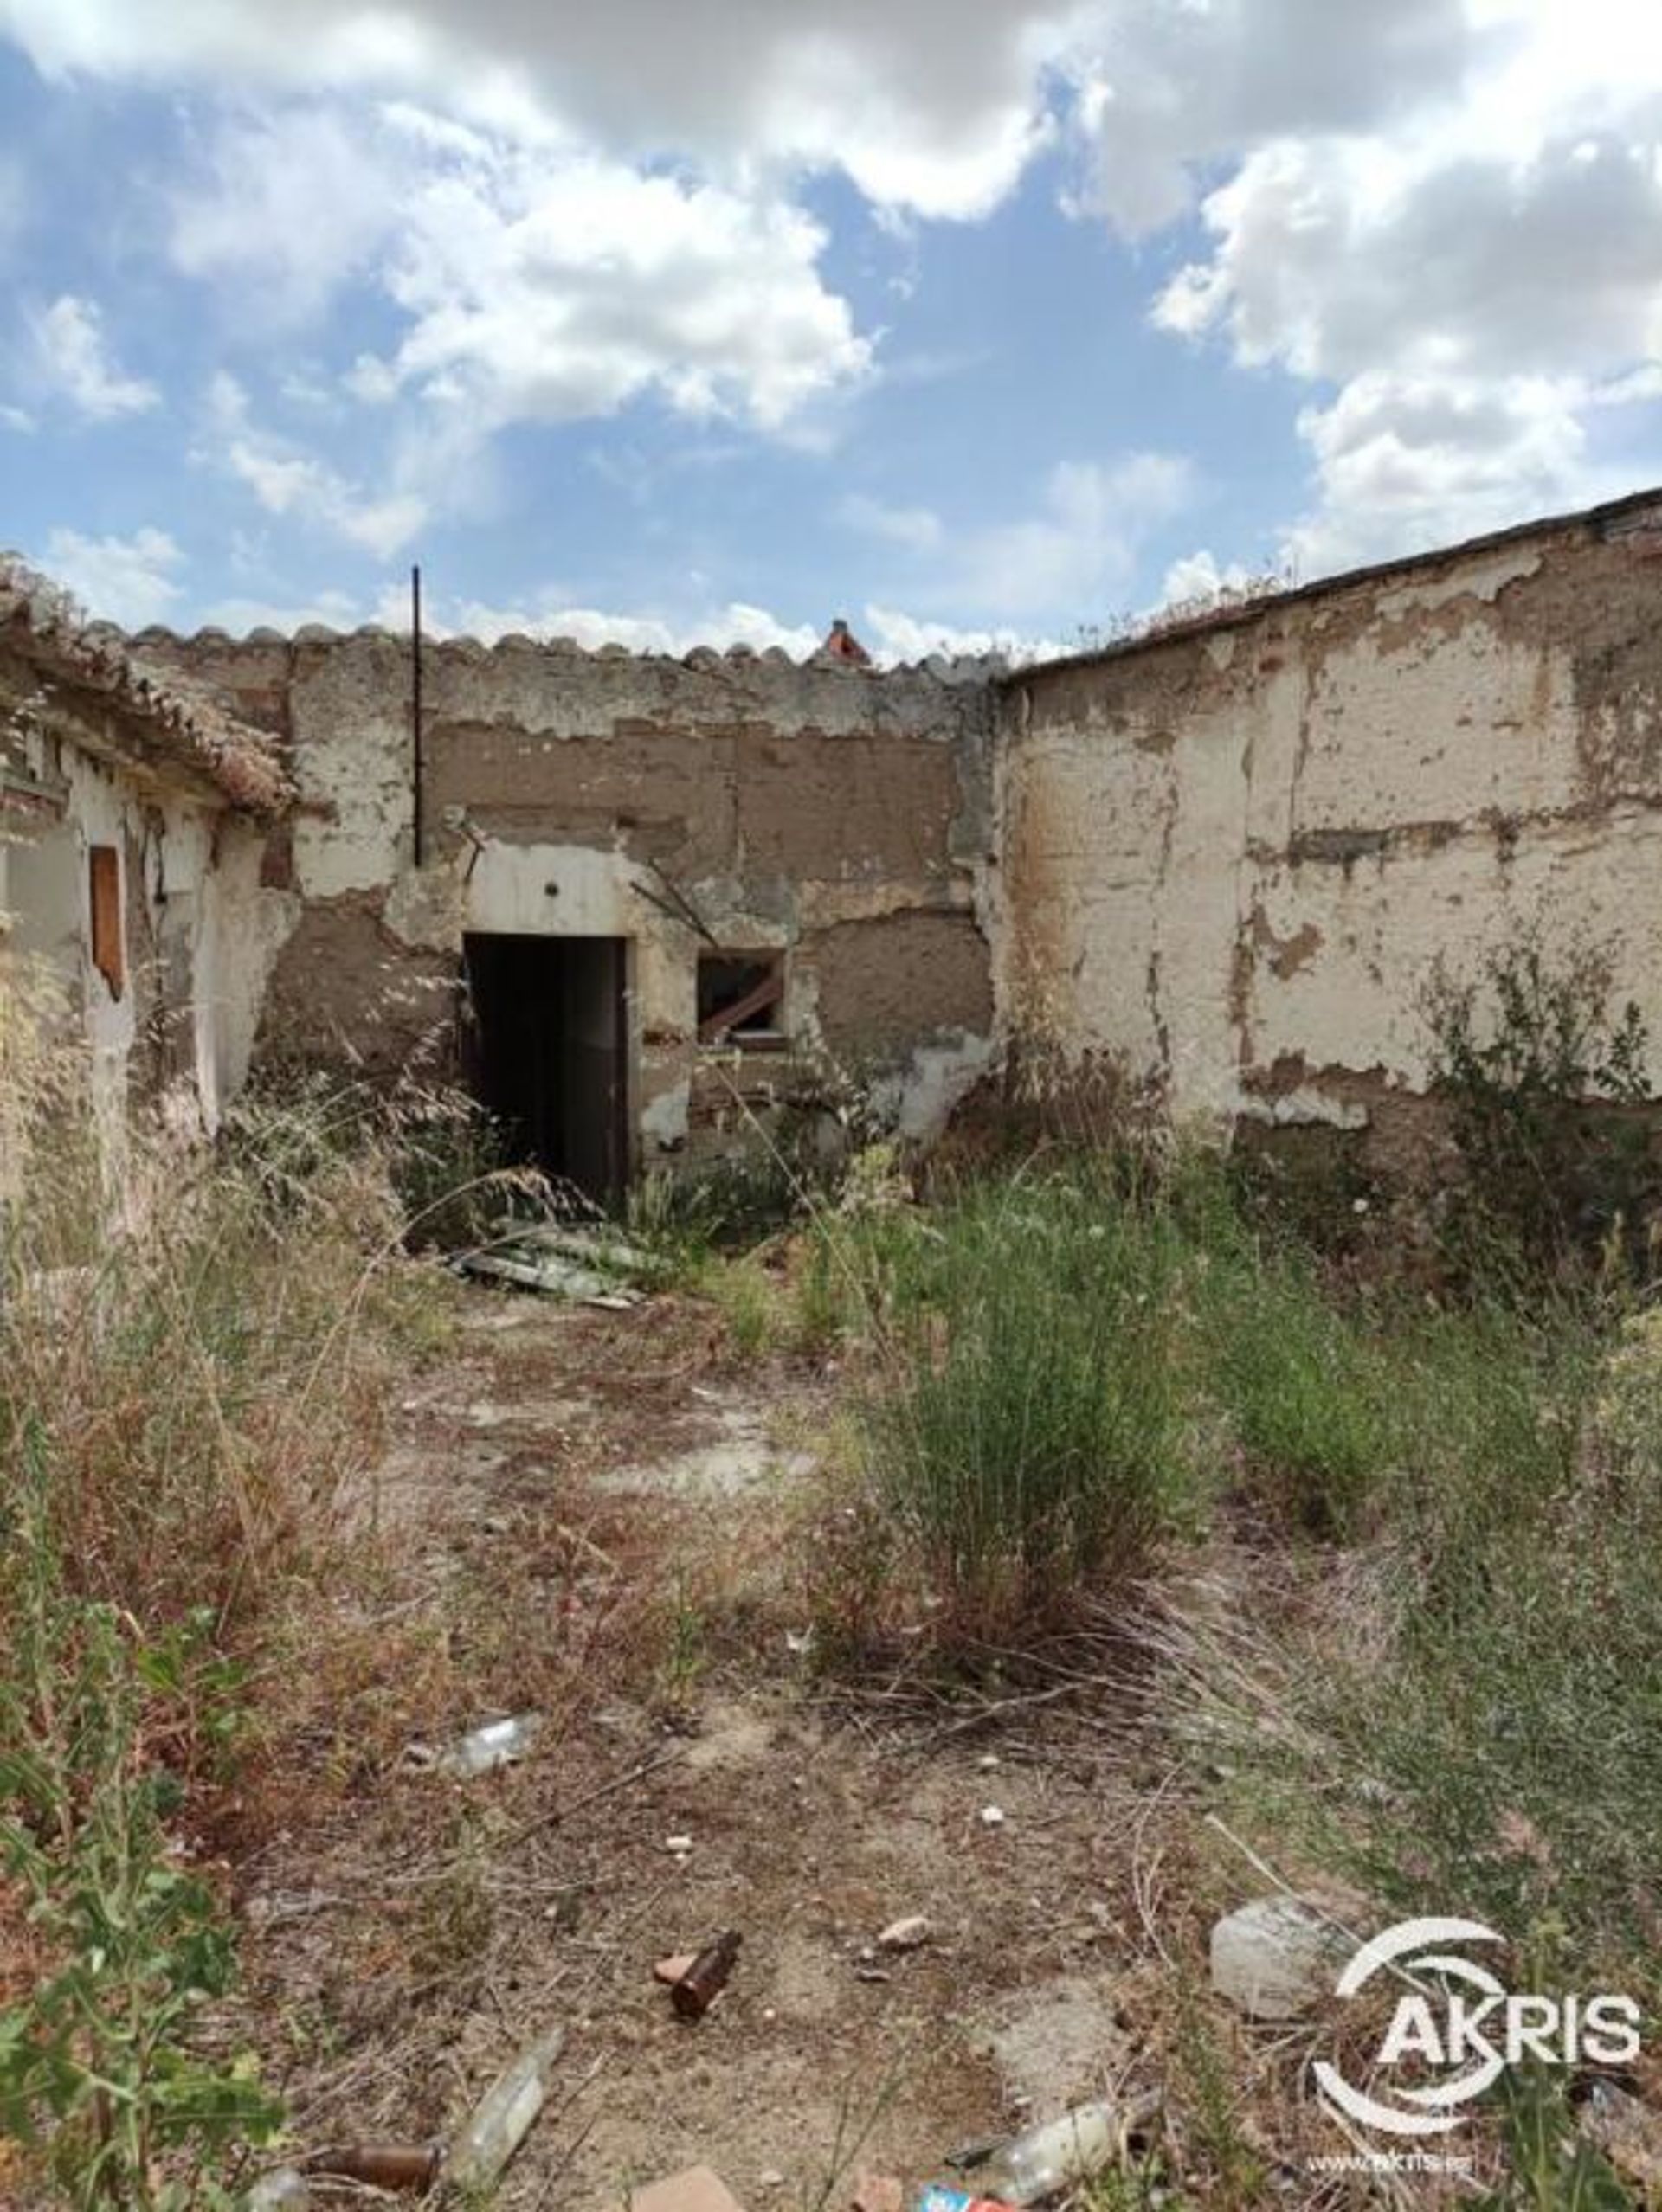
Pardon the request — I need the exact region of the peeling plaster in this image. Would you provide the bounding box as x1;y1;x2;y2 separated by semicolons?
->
106;487;1662;1170
1002;518;1662;1134
155;633;1000;1167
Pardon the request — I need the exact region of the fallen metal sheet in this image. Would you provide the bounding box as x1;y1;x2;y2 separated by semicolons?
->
459;1248;638;1301
455;1219;657;1302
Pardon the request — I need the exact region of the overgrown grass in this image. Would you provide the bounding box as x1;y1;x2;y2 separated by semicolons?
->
1166;1273;1660;2051
1195;1234;1395;1541
0;1429;283;2209
776;1069;1661;2194
802;1134;1627;1638
1226;1301;1659;2004
811;1154;1216;1639
0;954;477;2205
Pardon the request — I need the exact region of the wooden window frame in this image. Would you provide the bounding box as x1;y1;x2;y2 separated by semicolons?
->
88;843;124;1000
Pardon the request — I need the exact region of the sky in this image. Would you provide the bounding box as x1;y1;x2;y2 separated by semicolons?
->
1;1;1661;659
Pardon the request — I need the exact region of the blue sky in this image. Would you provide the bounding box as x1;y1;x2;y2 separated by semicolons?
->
2;1;1661;657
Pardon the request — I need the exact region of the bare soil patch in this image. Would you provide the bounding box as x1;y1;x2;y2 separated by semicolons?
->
234;1287;1168;2209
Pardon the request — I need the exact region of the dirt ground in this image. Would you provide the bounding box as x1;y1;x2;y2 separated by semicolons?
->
232;1283;1181;2212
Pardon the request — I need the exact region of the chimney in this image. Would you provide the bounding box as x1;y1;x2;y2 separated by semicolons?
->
821;616;872;666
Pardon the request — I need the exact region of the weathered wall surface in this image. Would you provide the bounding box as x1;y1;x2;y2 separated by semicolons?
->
142;630;998;1167
113;488;1662;1178
1;641;288;1152
998;499;1662;1150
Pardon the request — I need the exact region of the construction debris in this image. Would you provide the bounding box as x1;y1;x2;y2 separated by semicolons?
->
1209;1897;1350;2021
971;2093;1158;2207
245;2173;309;2210
609;2164;750;2212
876;1914;932;1952
456;1220;665;1302
306;2144;440;2191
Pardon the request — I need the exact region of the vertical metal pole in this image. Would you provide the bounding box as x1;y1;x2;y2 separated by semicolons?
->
410;562;424;869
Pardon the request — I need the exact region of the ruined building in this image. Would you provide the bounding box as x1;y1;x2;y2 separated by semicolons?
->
7;485;1662;1199
0;561;287;1150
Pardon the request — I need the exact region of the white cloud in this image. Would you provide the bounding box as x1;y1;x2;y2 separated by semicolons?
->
0;2;1060;222
834;455;1196;627
8;0;1662;607
371;142;871;432
1284;372;1600;575
166;106;873;441
1062;0;1472;235
171;107;403;328
861;605;1055;664
1150;1;1662;570
416;590;821;659
1158;549;1255;606
946;452;1195;619
0;1;1491;233
1153;128;1662;388
240;578;1037;663
28;295;158;419
40;526;184;625
831;456;1194;624
837;493;944;552
203;372;427;558
198;588;362;631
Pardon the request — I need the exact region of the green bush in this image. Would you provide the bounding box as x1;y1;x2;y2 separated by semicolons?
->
1423;921;1655;1288
0;1429;280;2210
847;1163;1204;1630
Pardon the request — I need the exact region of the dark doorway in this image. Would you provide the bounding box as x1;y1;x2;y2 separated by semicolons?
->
462;934;631;1208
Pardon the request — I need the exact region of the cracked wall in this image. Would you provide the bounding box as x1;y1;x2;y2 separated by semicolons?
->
139;629;998;1168
1;641;283;1154
997;498;1662;1147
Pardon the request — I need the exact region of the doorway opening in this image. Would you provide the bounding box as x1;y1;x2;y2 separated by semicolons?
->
462;934;631;1209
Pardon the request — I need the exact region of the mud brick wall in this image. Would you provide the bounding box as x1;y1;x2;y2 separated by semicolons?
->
132;487;1662;1181
136;628;999;1168
997;491;1662;1167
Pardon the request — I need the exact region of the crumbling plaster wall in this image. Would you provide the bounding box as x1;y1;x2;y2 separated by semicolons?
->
0;646;286;1144
144;630;999;1164
997;503;1662;1144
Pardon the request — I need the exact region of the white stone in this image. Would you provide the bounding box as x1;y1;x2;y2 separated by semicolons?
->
1209;1897;1350;2020
877;1914;931;1952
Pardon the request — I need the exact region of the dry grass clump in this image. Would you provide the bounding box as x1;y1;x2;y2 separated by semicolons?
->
0;949;480;2204
3;1012;445;1694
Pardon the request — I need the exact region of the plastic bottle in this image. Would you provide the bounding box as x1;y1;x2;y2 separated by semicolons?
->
432;1713;544;1778
976;2098;1138;2206
443;2024;567;2195
245;2173;309;2211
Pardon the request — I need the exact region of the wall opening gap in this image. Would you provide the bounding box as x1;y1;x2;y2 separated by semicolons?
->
461;933;631;1209
697;951;784;1045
